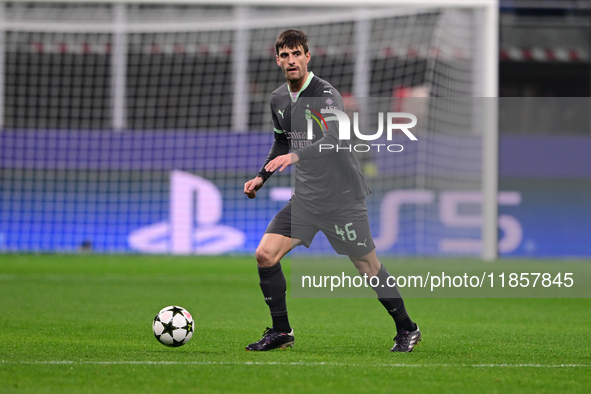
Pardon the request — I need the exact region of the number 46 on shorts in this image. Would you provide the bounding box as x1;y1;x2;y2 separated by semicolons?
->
335;222;357;241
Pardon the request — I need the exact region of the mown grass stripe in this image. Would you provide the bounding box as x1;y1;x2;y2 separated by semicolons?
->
1;360;589;368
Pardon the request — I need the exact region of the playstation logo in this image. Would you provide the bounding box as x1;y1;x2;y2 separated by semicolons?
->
128;170;245;254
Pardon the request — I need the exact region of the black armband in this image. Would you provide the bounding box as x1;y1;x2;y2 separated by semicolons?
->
257;132;290;183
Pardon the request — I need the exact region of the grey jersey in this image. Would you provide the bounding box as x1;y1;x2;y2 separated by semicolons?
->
269;72;370;214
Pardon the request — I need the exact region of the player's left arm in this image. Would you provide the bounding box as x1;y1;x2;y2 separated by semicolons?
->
264;151;299;173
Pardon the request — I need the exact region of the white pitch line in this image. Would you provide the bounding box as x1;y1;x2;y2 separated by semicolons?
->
0;360;589;368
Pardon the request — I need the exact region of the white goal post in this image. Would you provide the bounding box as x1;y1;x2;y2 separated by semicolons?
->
0;0;499;259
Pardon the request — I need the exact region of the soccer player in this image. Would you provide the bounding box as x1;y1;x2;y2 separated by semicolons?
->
243;29;420;352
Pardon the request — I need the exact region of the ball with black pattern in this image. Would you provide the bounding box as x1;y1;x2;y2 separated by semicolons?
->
152;305;194;347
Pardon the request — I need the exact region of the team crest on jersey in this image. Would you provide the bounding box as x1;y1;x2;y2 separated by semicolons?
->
325;98;333;105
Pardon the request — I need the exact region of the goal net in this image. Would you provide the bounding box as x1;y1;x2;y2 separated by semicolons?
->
0;1;498;256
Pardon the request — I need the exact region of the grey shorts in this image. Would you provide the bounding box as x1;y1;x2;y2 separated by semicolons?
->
265;198;376;258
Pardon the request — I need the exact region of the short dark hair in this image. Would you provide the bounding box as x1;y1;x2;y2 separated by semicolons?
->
275;29;309;55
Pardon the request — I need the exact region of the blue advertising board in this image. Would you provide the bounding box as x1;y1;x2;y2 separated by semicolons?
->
0;131;589;257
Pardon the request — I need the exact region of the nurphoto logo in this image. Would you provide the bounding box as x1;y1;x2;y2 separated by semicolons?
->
306;109;418;153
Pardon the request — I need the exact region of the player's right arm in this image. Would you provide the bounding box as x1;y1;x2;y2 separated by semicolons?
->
244;176;264;199
244;130;290;199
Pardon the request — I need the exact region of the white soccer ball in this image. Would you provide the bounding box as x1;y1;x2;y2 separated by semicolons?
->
152;306;194;347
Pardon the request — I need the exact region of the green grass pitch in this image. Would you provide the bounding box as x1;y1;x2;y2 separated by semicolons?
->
0;254;589;393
